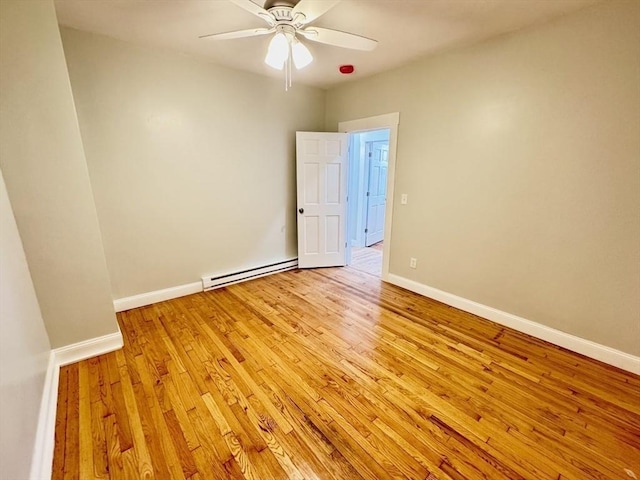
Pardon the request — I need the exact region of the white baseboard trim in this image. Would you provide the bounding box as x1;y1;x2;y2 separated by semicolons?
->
114;259;301;313
54;330;124;368
387;274;640;375
30;351;59;480
29;329;124;479
113;282;202;312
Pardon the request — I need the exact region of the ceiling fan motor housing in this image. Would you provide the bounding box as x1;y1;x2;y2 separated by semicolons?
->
263;0;300;10
266;4;307;29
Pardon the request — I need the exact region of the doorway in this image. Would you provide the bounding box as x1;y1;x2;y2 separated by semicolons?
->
294;113;399;277
339;112;400;281
346;128;390;277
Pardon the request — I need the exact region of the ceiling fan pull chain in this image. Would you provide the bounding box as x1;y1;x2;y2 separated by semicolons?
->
284;56;288;91
284;42;292;91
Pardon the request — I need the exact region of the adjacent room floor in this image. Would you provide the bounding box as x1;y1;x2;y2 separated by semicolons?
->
52;263;640;479
350;241;383;277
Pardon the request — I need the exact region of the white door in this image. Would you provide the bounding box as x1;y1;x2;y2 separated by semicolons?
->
296;132;349;268
365;141;389;246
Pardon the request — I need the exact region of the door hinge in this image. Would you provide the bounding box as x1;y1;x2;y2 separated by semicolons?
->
368;151;372;157
365;228;368;233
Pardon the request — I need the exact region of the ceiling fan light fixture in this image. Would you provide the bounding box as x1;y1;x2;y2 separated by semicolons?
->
265;32;288;70
292;38;313;70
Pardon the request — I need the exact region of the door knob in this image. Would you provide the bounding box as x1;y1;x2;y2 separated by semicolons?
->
298;208;304;214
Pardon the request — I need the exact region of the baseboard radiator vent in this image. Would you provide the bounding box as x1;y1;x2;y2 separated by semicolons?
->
202;258;298;291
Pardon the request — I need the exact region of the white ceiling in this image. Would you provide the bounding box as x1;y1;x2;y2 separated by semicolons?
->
54;0;600;89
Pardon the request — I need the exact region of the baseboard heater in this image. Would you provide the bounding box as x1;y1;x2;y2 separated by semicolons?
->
202;258;298;291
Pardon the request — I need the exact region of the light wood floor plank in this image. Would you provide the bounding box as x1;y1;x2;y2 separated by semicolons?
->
62;364;80;480
52;363;69;479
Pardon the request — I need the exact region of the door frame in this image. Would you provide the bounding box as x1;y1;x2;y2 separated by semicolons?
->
338;112;400;281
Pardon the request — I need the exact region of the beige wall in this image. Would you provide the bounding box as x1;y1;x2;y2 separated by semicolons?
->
326;0;640;355
0;169;51;478
0;0;119;348
60;28;326;299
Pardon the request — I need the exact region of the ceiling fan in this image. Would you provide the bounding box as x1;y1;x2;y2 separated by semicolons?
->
199;0;378;87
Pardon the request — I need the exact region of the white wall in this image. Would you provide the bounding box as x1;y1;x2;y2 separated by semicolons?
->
326;0;640;356
0;168;51;480
59;28;326;300
0;0;119;349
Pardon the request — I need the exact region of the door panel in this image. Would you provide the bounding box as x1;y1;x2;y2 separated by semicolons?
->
325;216;340;253
304;163;320;204
303;216;319;254
296;132;349;268
325;163;341;204
365;141;389;246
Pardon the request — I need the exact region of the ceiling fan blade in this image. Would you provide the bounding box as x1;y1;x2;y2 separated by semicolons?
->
229;0;275;26
299;27;378;51
292;0;341;25
199;27;273;40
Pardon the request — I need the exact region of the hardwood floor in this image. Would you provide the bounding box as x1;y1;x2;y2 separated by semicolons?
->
52;265;640;479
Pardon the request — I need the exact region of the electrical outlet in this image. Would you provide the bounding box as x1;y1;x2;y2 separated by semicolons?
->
410;257;417;269
401;194;408;205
